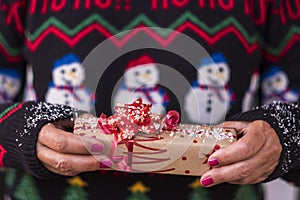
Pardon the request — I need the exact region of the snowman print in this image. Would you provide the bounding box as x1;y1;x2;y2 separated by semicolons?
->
261;65;298;105
45;53;94;111
114;54;169;114
184;53;234;124
0;68;21;103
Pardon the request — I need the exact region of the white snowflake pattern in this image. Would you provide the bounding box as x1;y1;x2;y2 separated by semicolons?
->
118;120;125;126
153;123;161;130
116;107;126;116
133;113;145;122
140;126;150;133
107;118;116;125
151;113;161;121
122;128;135;139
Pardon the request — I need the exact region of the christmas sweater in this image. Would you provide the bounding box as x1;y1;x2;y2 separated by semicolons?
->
1;0;300;199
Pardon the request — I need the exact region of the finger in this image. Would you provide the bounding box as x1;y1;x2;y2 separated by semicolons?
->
201;148;280;186
208;134;264;167
229;159;278;184
229;146;279;184
208;121;267;167
219;121;250;132
38;123;105;154
42;162;79;176
37;143;112;176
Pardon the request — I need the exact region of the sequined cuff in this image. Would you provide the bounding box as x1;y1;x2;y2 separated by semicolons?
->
0;101;74;179
228;102;300;183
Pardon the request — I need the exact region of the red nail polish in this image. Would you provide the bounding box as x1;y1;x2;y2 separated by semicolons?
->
201;177;214;187
100;159;112;168
208;158;219;167
91;143;104;153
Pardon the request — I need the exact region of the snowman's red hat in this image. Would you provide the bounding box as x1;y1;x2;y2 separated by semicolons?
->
126;55;155;70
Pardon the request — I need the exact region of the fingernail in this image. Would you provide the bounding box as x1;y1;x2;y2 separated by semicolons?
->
100;159;112;168
91;143;104;153
208;158;219;167
201;177;214;187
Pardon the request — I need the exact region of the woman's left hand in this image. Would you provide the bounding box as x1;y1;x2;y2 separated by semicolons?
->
200;120;282;187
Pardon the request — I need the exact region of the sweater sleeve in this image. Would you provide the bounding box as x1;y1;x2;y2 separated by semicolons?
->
228;102;300;185
0;101;74;179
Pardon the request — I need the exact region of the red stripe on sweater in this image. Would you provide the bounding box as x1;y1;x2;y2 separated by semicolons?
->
0;103;24;124
0;145;7;167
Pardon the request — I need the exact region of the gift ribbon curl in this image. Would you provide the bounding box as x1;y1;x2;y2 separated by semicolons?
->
98;98;180;139
97;98;180;171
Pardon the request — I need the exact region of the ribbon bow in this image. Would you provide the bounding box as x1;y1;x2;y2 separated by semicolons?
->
98;98;180;140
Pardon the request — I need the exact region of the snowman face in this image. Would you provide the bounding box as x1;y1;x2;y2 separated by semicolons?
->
124;64;159;88
0;74;21;97
262;71;289;95
197;62;230;86
52;62;85;86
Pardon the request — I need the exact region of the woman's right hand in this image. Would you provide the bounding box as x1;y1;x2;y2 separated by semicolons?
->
36;119;111;176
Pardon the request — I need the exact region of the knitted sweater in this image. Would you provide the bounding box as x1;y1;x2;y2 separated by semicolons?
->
0;1;300;199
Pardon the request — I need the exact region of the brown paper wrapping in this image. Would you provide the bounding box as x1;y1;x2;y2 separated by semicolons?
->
74;114;236;176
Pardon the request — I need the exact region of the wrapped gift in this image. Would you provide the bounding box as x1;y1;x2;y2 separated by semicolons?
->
74;98;237;176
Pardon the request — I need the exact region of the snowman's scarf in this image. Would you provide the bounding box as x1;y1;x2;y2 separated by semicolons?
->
263;88;296;102
192;81;229;102
128;85;160;103
54;85;85;102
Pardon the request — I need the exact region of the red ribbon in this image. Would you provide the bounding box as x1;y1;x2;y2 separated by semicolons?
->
98;113;119;134
98;98;180;137
97;98;180;170
165;110;180;129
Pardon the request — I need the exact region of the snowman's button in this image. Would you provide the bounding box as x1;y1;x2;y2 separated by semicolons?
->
206;107;211;113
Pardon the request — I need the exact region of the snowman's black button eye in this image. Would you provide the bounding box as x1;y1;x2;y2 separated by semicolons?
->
135;71;140;76
207;68;212;73
219;67;224;72
146;69;151;74
72;68;77;73
61;70;65;74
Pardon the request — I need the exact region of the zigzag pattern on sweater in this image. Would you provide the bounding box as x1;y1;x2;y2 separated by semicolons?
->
1;12;300;62
0;103;24;124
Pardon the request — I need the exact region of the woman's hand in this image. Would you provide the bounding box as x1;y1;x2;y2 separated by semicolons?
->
200;120;282;186
36;119;111;176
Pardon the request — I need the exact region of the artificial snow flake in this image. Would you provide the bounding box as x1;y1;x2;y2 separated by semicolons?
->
115;107;126;116
16;102;73;147
141;126;149;132
122;128;135;139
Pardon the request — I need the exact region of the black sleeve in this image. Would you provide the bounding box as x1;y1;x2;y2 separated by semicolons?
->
0;101;74;179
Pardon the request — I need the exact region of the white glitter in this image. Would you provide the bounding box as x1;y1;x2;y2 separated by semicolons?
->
15;102;73;148
261;101;300;174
